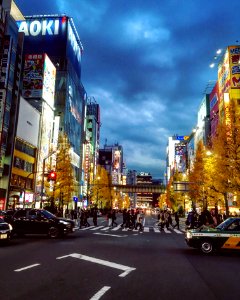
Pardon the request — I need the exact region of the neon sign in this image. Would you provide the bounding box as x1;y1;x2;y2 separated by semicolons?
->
18;19;60;36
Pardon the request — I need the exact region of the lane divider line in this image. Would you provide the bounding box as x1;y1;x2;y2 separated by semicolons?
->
14;263;40;272
90;286;111;300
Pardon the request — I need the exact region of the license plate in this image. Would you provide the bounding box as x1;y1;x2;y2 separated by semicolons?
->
0;234;8;239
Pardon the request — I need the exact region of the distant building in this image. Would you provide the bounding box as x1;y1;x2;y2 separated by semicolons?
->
99;143;123;184
136;172;153;208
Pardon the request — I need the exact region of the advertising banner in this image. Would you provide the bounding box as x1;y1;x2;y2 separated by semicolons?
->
229;46;240;88
17;97;40;147
218;49;230;103
22;54;44;98
42;54;56;108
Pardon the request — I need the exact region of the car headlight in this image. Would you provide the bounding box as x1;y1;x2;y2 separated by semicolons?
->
186;231;192;239
59;220;69;226
9;224;13;231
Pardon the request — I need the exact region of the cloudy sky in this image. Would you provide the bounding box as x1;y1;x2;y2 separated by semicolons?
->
15;0;240;178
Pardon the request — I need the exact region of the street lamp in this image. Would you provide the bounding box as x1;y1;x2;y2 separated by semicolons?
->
40;150;58;208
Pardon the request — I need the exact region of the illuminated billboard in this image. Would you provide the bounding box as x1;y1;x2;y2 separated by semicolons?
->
22;54;44;98
218;49;230;103
42;54;56;108
175;144;186;156
18;16;83;78
229;46;240;88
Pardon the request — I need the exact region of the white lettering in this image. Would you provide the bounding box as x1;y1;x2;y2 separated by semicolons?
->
18;19;60;37
42;20;53;35
30;20;41;36
18;22;29;35
54;20;59;35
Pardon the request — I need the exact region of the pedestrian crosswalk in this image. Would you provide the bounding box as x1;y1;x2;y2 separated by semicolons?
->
77;225;185;234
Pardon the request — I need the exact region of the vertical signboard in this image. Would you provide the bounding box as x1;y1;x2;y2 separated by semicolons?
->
229;45;240;88
22;54;44;98
218;49;230;103
209;82;219;137
42;54;56;108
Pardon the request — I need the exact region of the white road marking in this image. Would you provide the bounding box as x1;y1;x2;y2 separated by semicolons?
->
93;233;127;238
56;253;136;277
153;227;160;233
90;226;105;231
163;228;171;233
143;227;149;232
80;226;95;230
173;229;183;234
90;286;111;300
111;224;121;231
14;264;40;272
101;226;111;231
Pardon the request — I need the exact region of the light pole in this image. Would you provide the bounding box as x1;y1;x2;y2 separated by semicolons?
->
40;150;58;208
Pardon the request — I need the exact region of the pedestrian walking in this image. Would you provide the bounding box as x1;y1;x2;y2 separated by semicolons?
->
111;209;117;227
173;212;180;229
93;208;98;226
107;209;112;227
121;209;127;228
135;210;143;232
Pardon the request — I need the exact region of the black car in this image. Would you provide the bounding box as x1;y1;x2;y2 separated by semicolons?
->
0;218;12;242
185;217;240;254
8;209;75;238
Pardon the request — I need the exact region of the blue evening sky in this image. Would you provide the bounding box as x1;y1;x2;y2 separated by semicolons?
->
15;0;240;178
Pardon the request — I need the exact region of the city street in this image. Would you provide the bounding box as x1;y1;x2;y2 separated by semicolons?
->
0;213;240;300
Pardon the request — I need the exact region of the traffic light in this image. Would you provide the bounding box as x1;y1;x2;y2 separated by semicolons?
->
48;170;57;181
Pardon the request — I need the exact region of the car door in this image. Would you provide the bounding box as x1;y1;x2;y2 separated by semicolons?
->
13;210;30;234
221;219;240;250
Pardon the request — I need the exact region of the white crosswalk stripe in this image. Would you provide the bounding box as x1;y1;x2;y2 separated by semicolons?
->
163;228;171;233
90;226;105;231
80;226;95;230
111;225;122;231
173;229;183;234
78;225;185;234
101;226;111;231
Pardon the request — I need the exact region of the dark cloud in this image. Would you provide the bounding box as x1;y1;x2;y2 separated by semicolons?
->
15;0;240;177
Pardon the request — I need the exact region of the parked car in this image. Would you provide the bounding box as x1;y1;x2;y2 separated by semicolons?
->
185;217;240;254
8;209;75;239
0;218;12;242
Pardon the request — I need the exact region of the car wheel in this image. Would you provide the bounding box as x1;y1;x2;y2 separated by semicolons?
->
48;227;59;238
200;240;214;254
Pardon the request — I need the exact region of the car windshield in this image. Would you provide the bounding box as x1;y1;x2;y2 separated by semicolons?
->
216;218;234;230
41;210;56;219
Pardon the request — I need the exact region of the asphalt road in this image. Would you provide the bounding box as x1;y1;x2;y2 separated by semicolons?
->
1;213;240;300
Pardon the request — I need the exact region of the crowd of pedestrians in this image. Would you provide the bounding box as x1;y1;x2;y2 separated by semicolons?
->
185;208;224;229
120;209;145;232
156;210;180;230
62;206;231;232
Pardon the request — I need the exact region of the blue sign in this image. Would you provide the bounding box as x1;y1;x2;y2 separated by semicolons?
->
73;196;78;202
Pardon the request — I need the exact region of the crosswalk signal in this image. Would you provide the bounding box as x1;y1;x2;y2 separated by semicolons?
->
48;170;57;182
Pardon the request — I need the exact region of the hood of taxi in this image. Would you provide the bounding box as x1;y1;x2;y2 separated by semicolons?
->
188;225;218;234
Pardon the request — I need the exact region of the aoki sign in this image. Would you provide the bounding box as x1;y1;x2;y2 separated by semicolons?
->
18;19;60;36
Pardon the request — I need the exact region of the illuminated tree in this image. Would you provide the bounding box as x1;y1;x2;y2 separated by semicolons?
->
90;166;112;208
188;141;206;209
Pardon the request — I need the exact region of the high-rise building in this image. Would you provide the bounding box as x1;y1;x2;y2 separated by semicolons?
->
0;0;24;209
82;97;100;199
17;15;86;207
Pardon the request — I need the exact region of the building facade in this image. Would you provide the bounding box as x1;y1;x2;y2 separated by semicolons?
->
17;15;86;208
0;0;24;209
